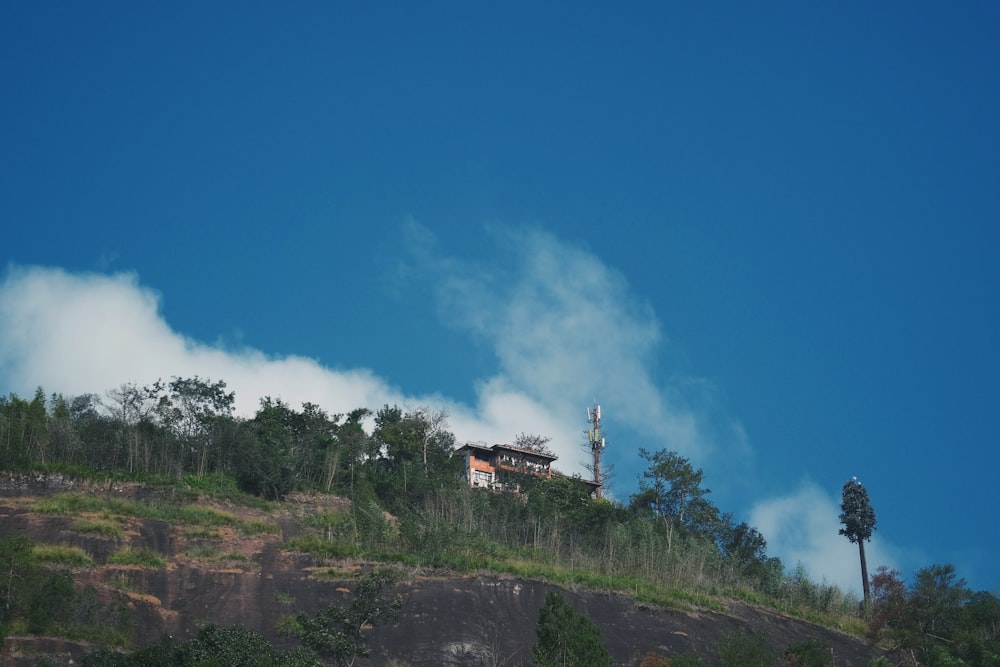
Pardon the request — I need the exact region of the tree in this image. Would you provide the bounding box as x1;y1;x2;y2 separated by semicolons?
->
514;432;553;455
866;562;1000;666
719;517;767;565
297;401;341;491
283;567;402;667
337;408;371;495
104;382;158;474
0;535;35;627
150;377;235;477
412;407;453;477
909;564;971;647
958;590;1000;665
68;393;117;471
868;566;908;644
630;449;719;553
533;591;611;667
25;387;49;464
717;516;777;589
838;477;877;611
242;397;299;499
47;392;81;464
371;405;459;504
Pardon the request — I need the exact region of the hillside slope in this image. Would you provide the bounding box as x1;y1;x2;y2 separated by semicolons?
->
0;474;885;666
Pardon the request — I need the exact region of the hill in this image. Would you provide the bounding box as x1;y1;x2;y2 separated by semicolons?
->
0;472;885;667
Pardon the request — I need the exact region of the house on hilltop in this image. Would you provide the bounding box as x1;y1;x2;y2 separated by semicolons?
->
456;442;601;496
457;442;556;489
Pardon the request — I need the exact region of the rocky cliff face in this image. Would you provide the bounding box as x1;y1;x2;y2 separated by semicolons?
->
0;475;884;667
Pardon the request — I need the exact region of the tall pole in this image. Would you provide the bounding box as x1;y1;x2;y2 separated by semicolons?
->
587;402;604;499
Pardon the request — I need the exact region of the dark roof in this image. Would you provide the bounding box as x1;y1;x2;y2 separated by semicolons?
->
456;442;559;461
456;442;494;454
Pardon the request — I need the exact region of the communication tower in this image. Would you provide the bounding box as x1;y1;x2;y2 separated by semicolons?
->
586;401;606;498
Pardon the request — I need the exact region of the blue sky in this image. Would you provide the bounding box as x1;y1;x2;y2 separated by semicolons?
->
2;3;998;596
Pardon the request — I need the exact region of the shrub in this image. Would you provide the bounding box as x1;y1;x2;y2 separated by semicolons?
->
784;639;834;666
28;571;75;633
714;630;775;667
72;519;124;538
32;544;94;567
534;591;612;667
186;545;246;562
638;651;672;667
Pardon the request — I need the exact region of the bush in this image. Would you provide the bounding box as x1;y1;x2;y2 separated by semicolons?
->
32;543;94;567
638;651;672;667
28;571;75;633
72;518;124;538
534;591;612;667
714;630;775;667
784;639;834;666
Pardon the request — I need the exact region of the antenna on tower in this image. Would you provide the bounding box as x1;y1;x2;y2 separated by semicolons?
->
586;400;605;499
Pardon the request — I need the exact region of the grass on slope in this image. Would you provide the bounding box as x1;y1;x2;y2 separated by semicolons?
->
34;492;278;536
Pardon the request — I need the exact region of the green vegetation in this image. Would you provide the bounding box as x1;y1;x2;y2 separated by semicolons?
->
32;543;95;567
0;535;132;645
186;544;248;562
36;491;278;535
533;591;611;667
784;639;835;666
2;380;998;666
72;517;124;538
279;567;402;667
82;623;316;666
182;526;220;539
713;630;776;667
866;563;1000;666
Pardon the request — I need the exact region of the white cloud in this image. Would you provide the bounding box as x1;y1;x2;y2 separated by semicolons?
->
0;258;662;477
0;265;403;417
0;225;745;485
399;223;735;475
750;481;901;596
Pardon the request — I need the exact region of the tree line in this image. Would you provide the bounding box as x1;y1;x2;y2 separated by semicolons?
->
0;378;786;588
2;379;998;666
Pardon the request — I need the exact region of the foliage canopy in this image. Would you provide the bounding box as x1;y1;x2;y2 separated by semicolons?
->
533;591;611;667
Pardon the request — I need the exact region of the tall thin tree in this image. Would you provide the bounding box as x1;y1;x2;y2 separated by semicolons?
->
839;477;877;612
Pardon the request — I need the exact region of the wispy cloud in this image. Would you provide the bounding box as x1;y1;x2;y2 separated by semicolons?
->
398;222;735;470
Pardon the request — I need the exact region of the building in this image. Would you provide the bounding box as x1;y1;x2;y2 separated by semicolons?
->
456;441;601;496
457;442;556;489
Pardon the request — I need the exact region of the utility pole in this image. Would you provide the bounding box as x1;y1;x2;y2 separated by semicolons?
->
586;402;606;498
